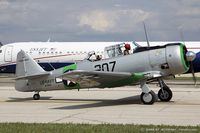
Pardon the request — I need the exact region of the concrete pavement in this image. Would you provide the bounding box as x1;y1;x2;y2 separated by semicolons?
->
0;83;200;126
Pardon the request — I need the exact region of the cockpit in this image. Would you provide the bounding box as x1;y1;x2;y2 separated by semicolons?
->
86;42;142;61
104;42;141;58
86;51;102;62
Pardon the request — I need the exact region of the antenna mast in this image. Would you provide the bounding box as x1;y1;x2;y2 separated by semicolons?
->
143;22;150;47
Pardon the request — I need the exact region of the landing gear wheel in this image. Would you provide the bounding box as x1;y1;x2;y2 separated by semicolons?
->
158;86;172;102
33;93;40;100
140;90;156;105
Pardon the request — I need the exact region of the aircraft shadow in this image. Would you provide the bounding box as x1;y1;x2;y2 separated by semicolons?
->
6;96;52;102
52;95;142;110
7;94;159;109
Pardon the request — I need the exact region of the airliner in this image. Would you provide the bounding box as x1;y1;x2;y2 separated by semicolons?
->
0;41;199;73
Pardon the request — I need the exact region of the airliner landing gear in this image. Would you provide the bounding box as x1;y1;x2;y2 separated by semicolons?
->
140;81;156;104
158;79;172;102
33;92;40;100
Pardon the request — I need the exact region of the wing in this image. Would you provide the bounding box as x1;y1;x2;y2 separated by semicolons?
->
59;70;163;88
60;70;132;88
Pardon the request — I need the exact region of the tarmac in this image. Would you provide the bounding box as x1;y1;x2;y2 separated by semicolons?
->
0;78;200;126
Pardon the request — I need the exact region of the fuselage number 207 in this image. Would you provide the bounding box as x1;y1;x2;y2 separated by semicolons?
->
94;61;116;72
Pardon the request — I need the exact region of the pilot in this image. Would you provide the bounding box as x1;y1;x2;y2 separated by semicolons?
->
124;44;131;55
87;51;96;61
95;55;102;61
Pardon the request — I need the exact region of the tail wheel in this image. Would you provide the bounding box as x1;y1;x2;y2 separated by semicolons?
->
140;90;156;105
158;86;173;102
33;93;40;100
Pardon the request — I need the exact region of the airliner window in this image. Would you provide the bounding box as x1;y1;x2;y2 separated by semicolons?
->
0;50;2;53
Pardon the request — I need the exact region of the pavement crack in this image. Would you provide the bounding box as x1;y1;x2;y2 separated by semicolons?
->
49;111;88;123
75;117;108;124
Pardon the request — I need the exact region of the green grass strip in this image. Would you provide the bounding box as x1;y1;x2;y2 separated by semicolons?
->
175;77;200;80
0;123;199;133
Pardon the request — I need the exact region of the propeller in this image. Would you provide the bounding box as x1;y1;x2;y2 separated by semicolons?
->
0;42;3;47
179;29;197;85
186;51;196;85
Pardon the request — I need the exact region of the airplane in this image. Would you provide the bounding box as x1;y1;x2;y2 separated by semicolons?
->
0;41;200;74
14;43;195;104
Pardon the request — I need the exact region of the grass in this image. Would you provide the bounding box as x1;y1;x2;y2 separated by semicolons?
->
0;123;199;133
174;76;200;80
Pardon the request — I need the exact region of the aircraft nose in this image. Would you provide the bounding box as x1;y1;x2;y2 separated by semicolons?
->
186;51;196;61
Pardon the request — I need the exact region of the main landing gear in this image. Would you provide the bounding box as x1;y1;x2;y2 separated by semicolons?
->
140;81;156;104
33;92;40;100
157;79;173;102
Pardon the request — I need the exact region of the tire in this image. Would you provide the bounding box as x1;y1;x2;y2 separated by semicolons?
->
33;94;40;100
158;86;173;102
140;90;156;105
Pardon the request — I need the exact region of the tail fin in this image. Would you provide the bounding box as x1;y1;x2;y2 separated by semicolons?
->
16;50;46;78
15;50;49;92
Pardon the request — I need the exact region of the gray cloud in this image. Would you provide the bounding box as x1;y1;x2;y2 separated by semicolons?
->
0;0;199;44
78;9;152;33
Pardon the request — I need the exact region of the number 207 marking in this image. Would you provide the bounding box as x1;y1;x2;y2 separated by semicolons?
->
94;61;116;72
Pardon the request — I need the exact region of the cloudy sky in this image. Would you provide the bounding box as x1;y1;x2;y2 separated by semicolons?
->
0;0;200;44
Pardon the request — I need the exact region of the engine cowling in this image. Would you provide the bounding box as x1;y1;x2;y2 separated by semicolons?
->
166;43;190;75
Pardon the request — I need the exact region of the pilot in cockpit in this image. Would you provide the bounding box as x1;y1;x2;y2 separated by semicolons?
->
124;43;131;55
95;55;102;61
87;51;102;61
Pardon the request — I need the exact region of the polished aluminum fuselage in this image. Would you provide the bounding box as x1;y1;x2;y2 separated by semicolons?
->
16;44;189;92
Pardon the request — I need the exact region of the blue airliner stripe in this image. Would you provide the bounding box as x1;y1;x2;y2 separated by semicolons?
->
0;62;74;73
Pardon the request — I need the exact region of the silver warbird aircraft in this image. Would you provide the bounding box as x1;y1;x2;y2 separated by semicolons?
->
15;43;195;104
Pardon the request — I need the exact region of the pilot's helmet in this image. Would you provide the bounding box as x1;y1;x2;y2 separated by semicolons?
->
124;44;131;50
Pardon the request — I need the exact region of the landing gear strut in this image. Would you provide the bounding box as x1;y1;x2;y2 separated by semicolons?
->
158;79;173;102
140;81;156;104
33;92;40;100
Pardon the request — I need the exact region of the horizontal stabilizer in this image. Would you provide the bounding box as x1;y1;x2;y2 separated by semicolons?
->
15;72;50;80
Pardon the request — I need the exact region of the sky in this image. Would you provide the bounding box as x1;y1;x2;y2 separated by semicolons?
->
0;0;200;44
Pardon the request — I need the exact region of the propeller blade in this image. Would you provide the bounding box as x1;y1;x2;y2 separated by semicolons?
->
190;61;197;86
186;51;197;85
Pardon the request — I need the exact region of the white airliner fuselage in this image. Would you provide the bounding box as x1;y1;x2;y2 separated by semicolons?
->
0;41;199;73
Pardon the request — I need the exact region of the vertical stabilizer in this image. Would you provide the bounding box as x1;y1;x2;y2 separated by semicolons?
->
16;50;45;77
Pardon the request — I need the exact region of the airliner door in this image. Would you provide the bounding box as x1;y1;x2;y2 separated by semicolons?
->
4;46;13;62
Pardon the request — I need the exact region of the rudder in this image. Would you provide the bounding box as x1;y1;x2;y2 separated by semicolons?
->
16;50;45;77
